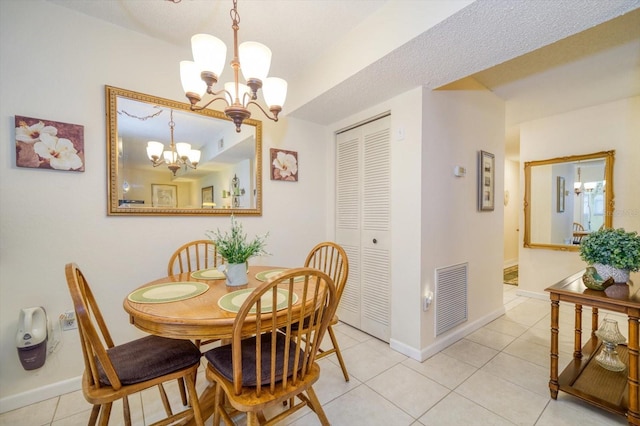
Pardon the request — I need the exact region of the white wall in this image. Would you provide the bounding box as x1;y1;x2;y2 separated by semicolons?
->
418;89;506;358
518;96;640;296
504;159;519;266
0;0;328;411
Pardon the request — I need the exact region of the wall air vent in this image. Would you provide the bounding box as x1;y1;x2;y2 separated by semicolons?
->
435;263;468;336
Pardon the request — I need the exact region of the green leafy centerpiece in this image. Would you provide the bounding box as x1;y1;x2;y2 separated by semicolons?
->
207;215;269;286
579;228;640;285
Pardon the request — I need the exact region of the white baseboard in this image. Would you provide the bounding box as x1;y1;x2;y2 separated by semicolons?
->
515;289;548;300
0;376;81;414
390;305;506;362
389;338;422;360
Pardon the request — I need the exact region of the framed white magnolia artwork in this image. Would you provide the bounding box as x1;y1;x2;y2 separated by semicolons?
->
270;148;298;182
15;115;85;172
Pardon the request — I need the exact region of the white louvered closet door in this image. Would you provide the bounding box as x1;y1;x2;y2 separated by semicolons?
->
335;115;391;342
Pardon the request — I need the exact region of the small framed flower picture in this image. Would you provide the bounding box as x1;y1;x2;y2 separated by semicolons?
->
270;148;298;182
15;115;85;172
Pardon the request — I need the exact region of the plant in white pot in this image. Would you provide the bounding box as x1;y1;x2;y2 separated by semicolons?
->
207;215;269;286
579;228;640;284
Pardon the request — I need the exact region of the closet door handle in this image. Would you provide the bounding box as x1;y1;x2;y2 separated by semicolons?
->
372;238;377;244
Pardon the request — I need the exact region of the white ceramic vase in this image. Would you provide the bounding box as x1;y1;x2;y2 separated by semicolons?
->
594;263;630;284
219;263;248;286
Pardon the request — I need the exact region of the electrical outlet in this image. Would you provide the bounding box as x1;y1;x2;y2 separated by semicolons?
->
61;310;77;331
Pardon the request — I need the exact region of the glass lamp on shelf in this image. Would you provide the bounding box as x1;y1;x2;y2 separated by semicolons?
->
594;318;627;372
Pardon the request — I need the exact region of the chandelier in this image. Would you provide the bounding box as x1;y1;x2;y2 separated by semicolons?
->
179;0;287;132
146;109;201;176
574;167;583;195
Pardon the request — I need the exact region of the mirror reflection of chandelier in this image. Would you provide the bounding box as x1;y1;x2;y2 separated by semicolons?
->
146;110;201;176
574;167;583;195
178;0;287;133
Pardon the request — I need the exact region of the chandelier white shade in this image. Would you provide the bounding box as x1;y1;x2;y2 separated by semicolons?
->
263;77;288;108
180;61;206;97
238;41;271;82
179;0;287;132
192;34;227;78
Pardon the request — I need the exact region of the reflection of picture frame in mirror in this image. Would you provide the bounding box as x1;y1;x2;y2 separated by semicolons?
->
478;150;495;211
152;184;177;208
557;176;565;212
202;186;214;208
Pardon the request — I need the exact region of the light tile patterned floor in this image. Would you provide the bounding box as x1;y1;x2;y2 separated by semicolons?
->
0;285;629;425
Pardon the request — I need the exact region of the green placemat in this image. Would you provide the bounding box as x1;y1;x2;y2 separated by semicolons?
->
191;268;226;280
218;288;298;313
128;282;208;303
255;269;305;282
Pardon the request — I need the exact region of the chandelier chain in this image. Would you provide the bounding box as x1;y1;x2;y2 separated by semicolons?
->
117;107;163;121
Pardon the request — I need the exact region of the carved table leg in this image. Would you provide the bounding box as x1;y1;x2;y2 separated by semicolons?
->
550;296;560;399
574;304;583;359
592;307;599;338
627;309;639;426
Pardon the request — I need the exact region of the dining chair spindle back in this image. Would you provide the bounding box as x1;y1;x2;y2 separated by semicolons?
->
64;263;204;426
204;267;337;426
304;241;350;381
167;239;221;402
167;239;220;276
573;222;585;244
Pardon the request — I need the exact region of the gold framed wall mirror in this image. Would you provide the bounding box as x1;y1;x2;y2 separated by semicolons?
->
524;150;615;251
106;86;262;216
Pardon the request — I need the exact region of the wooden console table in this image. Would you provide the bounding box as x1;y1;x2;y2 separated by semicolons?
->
546;271;640;425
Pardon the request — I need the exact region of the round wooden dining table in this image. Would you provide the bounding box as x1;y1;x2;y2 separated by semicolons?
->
123;265;319;425
123;265;306;341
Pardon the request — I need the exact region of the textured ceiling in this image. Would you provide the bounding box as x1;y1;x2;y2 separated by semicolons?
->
47;0;387;87
49;0;640;158
287;1;640;127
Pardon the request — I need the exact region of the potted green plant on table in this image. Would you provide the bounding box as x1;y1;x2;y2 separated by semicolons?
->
579;228;640;284
207;215;269;286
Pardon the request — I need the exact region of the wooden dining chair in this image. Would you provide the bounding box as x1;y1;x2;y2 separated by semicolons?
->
167;241;221;351
304;241;350;381
204;267;337;426
167;239;221;403
167;239;220;276
573;222;585;244
65;263;204;426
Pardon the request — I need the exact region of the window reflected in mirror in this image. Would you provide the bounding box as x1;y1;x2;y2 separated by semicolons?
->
524;151;614;251
106;86;262;216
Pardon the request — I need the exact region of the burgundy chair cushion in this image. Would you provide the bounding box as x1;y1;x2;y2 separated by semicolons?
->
98;335;201;386
205;332;303;387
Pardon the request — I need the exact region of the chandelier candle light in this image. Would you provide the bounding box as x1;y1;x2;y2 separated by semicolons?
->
179;0;287;132
146;110;201;176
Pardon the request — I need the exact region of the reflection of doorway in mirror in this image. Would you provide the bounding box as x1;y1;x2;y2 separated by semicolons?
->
577;182;605;231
